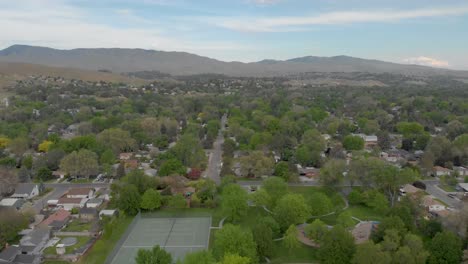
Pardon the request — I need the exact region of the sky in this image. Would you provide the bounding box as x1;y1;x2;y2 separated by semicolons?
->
1;0;468;69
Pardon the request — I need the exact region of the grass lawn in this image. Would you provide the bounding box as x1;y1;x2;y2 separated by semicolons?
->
77;215;133;264
270;241;319;264
346;205;385;222
62;220;92;232
43;236;90;255
224;207;269;229
289;186;345;211
439;184;457;192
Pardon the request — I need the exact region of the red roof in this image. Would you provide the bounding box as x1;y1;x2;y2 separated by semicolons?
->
40;209;70;226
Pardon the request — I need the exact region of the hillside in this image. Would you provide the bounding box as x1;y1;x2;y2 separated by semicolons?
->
1;45;468;77
0;61;146;86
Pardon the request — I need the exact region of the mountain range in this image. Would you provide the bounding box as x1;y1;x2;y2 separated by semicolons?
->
1;45;467;77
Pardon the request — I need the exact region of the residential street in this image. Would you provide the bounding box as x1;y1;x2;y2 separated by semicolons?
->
204;114;227;185
422;180;462;208
32;183;110;213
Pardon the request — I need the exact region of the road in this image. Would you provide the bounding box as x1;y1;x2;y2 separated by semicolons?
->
422;180;461;208
204;114;227;185
32;183;110;213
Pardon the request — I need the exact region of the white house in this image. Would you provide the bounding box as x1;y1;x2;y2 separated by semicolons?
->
99;209;118;219
432;166;452;177
0;198;24;210
57;197;87;211
86;198;103;208
10;184;39;199
454;166;468;177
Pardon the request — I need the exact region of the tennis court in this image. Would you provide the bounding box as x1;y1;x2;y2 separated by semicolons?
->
110;216;211;264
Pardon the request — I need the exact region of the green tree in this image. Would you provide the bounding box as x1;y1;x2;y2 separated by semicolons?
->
140;189;162;211
100;149;115;165
262;176;288;207
308;192;333;216
274;194;310;230
252;223;273;258
182;250;215;264
238;151;274;178
159;158;186;176
117;184;141;216
221;184;248;222
97;128;137;154
37;167;53;181
171;133;205;167
343;135;364;151
135;245;172;264
60;149;99;179
319;226;356;264
319;159;346;188
336;211;355;228
274;161;290;182
352;242;391;264
168;195;187;209
428;231;463;264
283;225;300;253
402;233;429;264
373;216;406;242
219;254;251;264
213;224;257;263
305;219;328;242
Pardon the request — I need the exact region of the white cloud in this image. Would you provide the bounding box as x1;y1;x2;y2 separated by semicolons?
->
214;6;468;32
403;56;449;68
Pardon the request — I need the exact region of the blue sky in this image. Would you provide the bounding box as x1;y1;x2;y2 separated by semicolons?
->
1;0;468;69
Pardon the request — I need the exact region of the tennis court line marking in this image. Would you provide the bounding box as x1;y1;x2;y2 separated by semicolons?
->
121;245;206;248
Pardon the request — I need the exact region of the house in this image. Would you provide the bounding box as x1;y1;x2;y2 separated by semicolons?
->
57;197;86;211
399;184;422;197
0;198;24;210
297;166;320;179
356;134;378;148
458;183;468;193
119;152;133;160
124;159;139;170
352;221;377;244
66;188;94;199
39;209;71;231
99;209;118;219
10;184;39;199
0;246;20;263
186;168;202;180
79;207;98;220
19;227;50;255
432;166;452;177
97;189;111;201
144;168;158;177
454;166;468;177
86;198;103;208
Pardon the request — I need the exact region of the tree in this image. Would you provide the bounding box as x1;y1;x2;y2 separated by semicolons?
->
7;137;29;157
402;233;429;264
116;162;126;179
171;133;205;167
117;184;141;216
374;167;416;207
238;151;274;178
219;254;251;264
182;250;215;264
373;216;406;242
0;168;17;196
262;176;288;207
18;167;30;183
274;161;290;182
221;184;248;222
97;128;136;154
250;189;271;207
252;223;273;258
419;219;442;238
168;195;187;209
283;225;300;253
428;231;463;264
352;242;391;264
305;219;328;242
273;194;310;230
258;216;280;238
213;224;257;263
60;149;99;179
37;167;53;181
140;189;162;211
308;192;333;216
319;226;356;264
38;140;53;153
336;211;354;228
319;159;346;188
45;149;65;170
0;207;29;249
135;245;172;264
343;135;364;151
100;149;115;165
159;158;186;176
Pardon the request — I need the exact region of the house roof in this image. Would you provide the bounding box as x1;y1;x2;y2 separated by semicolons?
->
86;198;103;205
67;188;93;196
57;197;83;204
20;228;49;246
13;184;37;195
13;254;39;264
40;209;70;227
0;198;22;207
402;184;421;194
0;246;19;262
433;166;451;172
458;183;468;192
79;207;97;215
99;209;117;216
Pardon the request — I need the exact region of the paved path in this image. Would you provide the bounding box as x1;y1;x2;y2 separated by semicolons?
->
204;114;227;185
